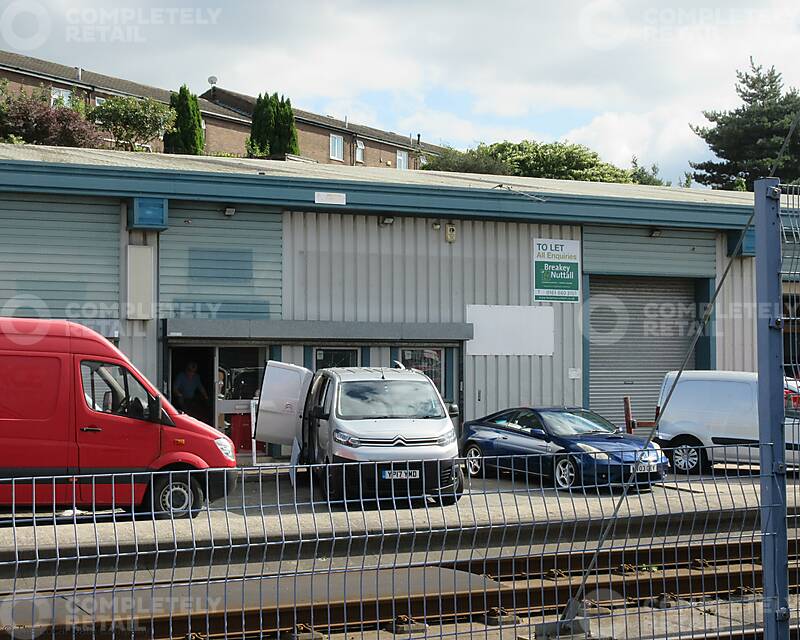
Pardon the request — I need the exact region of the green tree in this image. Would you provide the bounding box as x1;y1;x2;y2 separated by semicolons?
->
488;140;631;182
164;85;204;155
691;59;800;190
92;96;176;151
246;93;272;157
423;144;513;174
629;156;670;186
246;92;299;158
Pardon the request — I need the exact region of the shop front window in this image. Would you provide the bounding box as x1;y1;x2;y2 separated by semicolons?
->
315;348;359;370
401;348;443;392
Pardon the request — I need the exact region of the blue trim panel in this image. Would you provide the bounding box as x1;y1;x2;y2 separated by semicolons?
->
303;346;313;370
582;274;591;408
726;228;756;256
694;278;716;370
360;347;370;367
390;347;399;366
0;160;753;230
269;345;282;362
444;348;455;402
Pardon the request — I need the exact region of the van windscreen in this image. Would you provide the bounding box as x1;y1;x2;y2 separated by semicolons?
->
338;380;445;420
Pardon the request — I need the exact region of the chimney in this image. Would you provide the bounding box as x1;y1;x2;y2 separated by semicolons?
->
417;133;421;145
344;115;348;128
75;67;82;81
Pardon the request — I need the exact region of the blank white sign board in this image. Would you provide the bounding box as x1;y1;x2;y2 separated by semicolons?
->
466;305;555;356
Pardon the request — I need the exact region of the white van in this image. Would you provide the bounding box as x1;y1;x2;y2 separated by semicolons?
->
255;361;463;504
655;370;800;473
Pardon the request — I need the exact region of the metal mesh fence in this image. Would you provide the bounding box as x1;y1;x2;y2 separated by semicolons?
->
0;454;775;640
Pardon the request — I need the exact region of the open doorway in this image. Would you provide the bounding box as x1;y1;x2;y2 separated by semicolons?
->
170;347;215;426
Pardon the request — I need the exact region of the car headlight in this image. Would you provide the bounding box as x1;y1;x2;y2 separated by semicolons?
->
436;429;457;447
333;430;361;448
576;443;610;461
215;437;236;461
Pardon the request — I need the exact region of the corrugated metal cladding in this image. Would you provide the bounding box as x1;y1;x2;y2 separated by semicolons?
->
283;212;583;419
583;225;717;277
589;276;696;426
715;233;757;371
0;193;120;319
159;202;282;319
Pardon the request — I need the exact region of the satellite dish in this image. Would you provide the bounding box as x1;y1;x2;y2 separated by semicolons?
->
208;76;218;86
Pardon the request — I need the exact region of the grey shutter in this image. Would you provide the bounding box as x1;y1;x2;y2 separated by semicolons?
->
589;276;696;427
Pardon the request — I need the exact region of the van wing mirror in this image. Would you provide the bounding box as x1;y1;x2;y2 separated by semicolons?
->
447;403;460;418
148;395;163;424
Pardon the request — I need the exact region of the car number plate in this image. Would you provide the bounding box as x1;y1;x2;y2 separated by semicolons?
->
381;470;420;480
635;463;658;473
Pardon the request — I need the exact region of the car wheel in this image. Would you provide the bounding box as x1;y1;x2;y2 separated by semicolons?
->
432;466;465;506
150;473;203;519
553;456;578;490
670;438;709;475
464;444;485;478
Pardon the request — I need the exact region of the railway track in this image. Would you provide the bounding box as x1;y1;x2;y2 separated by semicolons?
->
8;536;796;640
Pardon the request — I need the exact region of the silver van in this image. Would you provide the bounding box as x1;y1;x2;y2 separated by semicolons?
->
255;361;463;504
655;370;800;473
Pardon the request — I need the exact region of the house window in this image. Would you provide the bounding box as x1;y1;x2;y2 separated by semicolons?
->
50;87;72;106
94;96;106;107
330;134;344;161
355;139;365;163
396;149;409;170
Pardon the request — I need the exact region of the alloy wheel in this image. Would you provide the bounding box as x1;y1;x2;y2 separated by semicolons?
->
554;458;576;489
465;446;483;477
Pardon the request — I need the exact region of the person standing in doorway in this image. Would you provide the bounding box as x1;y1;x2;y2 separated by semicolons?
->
173;361;209;420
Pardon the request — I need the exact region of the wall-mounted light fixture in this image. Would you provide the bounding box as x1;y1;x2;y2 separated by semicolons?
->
649;228;662;238
224;206;236;217
432;222;441;231
380;216;395;226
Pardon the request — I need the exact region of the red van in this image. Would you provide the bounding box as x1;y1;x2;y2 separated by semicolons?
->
0;318;237;517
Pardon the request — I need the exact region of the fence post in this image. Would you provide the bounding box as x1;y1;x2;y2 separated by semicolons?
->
755;176;789;639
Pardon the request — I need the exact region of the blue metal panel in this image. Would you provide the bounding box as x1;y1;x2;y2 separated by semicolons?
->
444;347;455;402
0;193;120;319
0;160;754;230
269;345;282;362
303;346;313;370
128;197;168;230
583;225;717;277
754;178;789;639
582;274;590;408
726;228;756;256
159;202;282;319
390;347;399;366
694;278;716;370
360;347;370;367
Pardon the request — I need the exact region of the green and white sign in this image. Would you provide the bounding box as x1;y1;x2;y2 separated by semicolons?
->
533;238;581;303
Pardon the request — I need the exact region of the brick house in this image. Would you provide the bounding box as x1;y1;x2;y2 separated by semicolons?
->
201;86;443;169
0;50;443;165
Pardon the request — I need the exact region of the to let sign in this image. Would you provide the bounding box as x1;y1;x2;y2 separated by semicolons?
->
533;239;581;303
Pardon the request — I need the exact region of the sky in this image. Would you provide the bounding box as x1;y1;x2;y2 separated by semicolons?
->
2;0;800;183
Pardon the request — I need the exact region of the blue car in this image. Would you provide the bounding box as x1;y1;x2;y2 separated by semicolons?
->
460;407;669;489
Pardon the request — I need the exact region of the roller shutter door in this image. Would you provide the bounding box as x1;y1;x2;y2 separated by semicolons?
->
0;194;120;323
159;202;282;319
589;276;695;427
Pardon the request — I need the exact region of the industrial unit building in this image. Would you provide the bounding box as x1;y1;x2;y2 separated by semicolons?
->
0;144;758;443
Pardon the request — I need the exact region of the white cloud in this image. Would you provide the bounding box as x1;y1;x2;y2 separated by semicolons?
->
565;107;710;181
15;0;800;176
